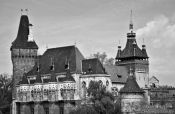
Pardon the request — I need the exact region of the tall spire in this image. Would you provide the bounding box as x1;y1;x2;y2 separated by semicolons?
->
10;11;38;50
129;10;133;32
127;10;136;38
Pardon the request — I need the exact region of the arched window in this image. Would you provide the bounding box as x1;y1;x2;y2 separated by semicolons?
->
82;81;86;88
99;80;103;86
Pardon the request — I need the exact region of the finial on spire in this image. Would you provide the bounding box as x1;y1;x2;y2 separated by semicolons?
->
21;9;23;15
25;9;28;15
129;10;134;32
20;9;29;15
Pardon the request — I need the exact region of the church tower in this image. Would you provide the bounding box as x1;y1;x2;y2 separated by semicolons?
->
115;11;149;88
10;14;38;98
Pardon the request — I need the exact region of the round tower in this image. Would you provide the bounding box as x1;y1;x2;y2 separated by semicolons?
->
120;72;145;114
11;15;38;99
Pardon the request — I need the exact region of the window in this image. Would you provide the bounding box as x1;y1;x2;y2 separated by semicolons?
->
60;107;64;114
82;81;86;88
44;107;49;114
31;107;34;114
106;80;109;86
117;75;122;78
99;80;103;85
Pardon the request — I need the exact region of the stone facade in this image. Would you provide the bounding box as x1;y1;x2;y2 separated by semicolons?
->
11;48;38;98
121;93;144;114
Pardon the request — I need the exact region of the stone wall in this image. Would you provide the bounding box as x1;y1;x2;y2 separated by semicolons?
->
11;48;37;99
121;94;144;114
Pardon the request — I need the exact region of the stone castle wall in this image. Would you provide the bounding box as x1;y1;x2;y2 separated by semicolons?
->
11;48;38;98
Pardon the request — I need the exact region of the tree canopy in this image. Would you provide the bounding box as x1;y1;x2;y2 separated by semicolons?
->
0;73;12;114
70;81;121;114
89;52;114;66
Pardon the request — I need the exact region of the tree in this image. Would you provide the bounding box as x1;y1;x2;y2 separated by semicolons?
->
0;73;12;114
89;52;114;65
70;81;121;114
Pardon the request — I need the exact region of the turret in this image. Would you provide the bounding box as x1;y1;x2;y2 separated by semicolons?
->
120;70;145;114
11;14;38;99
115;11;149;89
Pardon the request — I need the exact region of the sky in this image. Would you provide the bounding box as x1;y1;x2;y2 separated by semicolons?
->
0;0;175;86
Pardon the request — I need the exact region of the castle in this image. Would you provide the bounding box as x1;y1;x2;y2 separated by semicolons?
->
11;13;149;114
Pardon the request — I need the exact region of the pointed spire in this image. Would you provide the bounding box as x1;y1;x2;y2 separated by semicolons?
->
127;10;136;38
129;10;133;32
119;75;144;94
10;12;38;50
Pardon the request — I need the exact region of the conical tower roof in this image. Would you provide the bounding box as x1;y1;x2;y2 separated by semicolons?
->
120;75;144;94
116;11;148;60
11;15;38;50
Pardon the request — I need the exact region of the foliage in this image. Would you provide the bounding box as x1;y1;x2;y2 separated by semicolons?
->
90;52;114;65
70;104;98;114
70;81;121;114
0;73;12;114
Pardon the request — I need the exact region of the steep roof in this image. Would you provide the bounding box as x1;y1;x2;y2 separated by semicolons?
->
82;58;106;74
116;23;148;60
116;37;148;59
104;65;128;84
11;15;38;50
120;75;144;93
27;45;84;76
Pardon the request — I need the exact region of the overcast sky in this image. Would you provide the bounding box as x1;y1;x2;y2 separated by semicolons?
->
0;0;175;86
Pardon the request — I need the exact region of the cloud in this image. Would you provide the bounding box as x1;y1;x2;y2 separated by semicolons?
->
136;15;175;86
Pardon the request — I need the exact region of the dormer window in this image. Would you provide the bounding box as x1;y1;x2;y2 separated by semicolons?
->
117;75;122;78
50;65;54;71
88;64;93;73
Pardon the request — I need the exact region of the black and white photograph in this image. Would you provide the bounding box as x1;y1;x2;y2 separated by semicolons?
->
0;0;175;114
